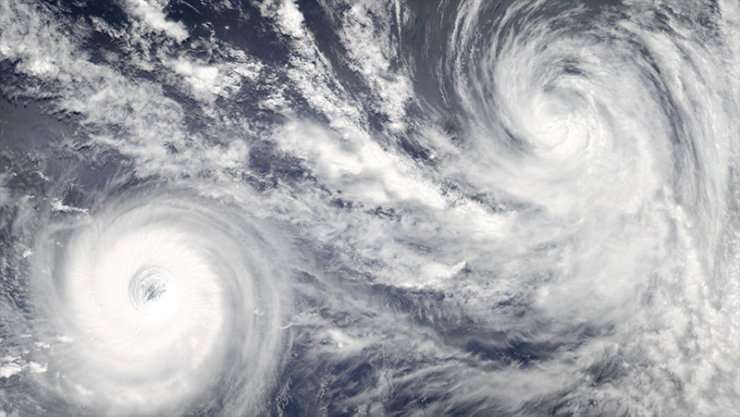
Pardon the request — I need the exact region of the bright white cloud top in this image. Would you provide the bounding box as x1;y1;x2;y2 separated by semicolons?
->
27;192;290;415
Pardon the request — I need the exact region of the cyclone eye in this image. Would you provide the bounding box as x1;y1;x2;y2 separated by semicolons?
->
129;267;172;308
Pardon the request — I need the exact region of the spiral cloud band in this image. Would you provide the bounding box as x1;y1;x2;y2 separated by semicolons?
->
1;0;739;415
28;193;289;415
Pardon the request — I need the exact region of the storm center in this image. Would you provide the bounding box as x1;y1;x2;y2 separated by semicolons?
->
129;267;174;311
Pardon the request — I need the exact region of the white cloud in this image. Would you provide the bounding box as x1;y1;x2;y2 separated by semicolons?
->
335;0;412;131
273;121;446;209
170;57;262;101
0;361;22;379
124;0;188;42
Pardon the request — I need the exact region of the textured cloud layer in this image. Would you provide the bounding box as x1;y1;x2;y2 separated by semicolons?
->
0;0;738;415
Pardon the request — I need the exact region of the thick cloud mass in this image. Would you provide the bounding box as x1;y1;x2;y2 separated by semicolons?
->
0;0;739;415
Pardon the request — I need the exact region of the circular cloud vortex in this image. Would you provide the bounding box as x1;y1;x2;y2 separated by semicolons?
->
28;193;291;415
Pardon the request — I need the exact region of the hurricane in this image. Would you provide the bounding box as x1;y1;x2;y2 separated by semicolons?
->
0;0;738;415
28;189;290;415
